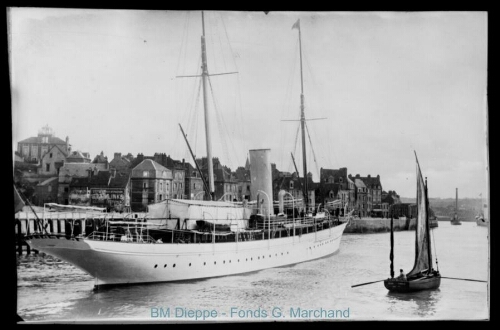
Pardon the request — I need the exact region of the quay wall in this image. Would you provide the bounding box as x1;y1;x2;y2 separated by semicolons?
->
344;218;417;233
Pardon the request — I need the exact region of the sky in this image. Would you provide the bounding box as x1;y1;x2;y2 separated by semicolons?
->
9;9;488;199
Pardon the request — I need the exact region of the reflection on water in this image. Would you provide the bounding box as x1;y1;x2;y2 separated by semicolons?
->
387;289;441;318
17;222;489;321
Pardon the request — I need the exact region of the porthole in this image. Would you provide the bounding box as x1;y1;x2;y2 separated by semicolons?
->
164;264;167;268
258;257;260;260
229;260;231;263
251;258;253;261
204;262;206;266
173;264;176;267
224;260;226;264
214;261;217;265
154;264;158;268
189;263;191;266
238;259;240;262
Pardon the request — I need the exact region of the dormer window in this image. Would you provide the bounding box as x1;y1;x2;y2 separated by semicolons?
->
339;177;343;183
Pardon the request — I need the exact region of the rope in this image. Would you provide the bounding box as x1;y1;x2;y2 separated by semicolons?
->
207;75;232;168
305;121;320;180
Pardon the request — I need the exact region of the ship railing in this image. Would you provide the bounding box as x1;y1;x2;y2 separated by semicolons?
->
86;231;156;243
255;214;333;230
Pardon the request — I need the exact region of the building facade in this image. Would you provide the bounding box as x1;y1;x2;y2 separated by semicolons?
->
38;145;67;176
17;125;70;163
130;159;172;212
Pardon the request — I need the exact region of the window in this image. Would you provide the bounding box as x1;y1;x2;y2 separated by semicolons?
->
31;145;38;157
48;186;52;192
64;187;69;192
50;153;53;158
193;183;196;190
22;146;29;156
174;183;177;190
143;171;149;177
290;181;294;189
41;146;48;156
143;182;148;189
46;164;50;172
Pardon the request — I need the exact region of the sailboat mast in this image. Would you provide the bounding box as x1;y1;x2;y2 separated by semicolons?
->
201;11;215;200
425;177;432;273
296;20;308;212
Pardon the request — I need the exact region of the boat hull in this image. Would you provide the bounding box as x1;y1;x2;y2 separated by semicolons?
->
476;219;488;227
384;275;441;293
27;223;347;287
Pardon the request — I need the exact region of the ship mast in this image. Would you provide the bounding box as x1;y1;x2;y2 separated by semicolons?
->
201;12;215;200
295;19;309;213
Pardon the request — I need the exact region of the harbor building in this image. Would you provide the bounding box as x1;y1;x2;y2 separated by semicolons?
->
130;159;172;212
17;125;70;163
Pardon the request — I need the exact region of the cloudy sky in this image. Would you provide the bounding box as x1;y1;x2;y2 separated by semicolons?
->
9;9;488;199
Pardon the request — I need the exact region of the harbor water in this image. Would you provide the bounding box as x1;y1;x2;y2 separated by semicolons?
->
16;221;489;322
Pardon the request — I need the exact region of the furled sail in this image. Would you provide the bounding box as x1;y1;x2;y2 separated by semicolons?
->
407;155;432;277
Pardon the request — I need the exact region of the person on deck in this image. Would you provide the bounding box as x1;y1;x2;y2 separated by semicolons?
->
397;269;407;281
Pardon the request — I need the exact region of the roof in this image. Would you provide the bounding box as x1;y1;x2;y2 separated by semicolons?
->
89;171;111;187
45;144;68;157
359;175;382;188
67;150;89;160
354;178;366;188
18;136;66;145
109;173;130;188
37;177;58;186
133;159;170;172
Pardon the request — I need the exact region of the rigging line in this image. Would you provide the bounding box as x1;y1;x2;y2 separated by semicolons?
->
185;64;202;142
175;11;191;77
279;38;300;170
292;122;301;171
220;13;247;161
207;75;232;168
188;77;203;159
305;122;320;181
215;14;228;73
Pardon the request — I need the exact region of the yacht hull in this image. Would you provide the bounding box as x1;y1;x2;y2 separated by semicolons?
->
27;223;347;286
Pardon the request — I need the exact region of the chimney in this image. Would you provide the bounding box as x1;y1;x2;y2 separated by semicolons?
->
368;174;371;178
65;136;70;153
114;152;121;160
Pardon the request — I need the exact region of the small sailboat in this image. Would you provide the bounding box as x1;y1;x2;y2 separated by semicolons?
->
384;152;441;292
450;188;462;225
476;194;488;227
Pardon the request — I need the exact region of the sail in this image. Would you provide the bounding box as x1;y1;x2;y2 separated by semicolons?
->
14;185;25;214
407;157;432;277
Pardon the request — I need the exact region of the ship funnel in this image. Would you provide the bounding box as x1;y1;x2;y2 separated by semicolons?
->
249;149;273;217
278;190;286;214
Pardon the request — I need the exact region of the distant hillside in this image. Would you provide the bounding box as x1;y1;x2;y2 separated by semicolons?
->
399;197;482;221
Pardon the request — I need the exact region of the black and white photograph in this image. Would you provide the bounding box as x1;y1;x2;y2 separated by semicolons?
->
10;9;489;322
